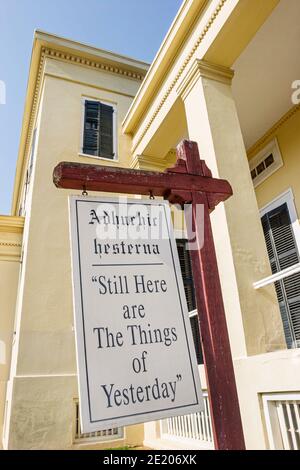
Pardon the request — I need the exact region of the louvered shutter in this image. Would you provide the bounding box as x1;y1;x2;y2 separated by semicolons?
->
99;103;114;159
190;315;204;365
83;101;114;158
177;240;196;311
261;203;300;348
83;100;100;156
176;240;203;364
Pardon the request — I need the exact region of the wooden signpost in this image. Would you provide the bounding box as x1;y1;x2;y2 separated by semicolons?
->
53;140;246;450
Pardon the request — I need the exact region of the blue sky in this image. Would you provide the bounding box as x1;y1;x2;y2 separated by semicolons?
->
0;0;182;215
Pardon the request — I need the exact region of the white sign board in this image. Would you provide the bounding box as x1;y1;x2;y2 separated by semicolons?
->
69;196;203;432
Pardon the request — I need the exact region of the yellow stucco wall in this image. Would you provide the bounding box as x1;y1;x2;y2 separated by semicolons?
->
249;107;300;216
228;107;300;449
4;58;145;449
0;216;23;449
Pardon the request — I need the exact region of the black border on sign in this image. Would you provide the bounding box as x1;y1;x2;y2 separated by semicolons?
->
74;198;199;424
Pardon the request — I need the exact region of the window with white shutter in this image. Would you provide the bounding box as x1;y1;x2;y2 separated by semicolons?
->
176;239;203;364
261;203;300;348
82;99;116;159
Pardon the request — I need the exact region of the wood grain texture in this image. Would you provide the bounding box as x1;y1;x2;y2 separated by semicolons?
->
53;157;232;208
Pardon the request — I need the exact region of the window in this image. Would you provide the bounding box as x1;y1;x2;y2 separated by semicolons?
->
176;239;203;365
249;138;283;187
73;401;123;443
263;393;300;450
261;194;300;348
82;99;116;159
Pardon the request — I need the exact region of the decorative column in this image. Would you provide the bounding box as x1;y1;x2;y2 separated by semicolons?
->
177;60;285;359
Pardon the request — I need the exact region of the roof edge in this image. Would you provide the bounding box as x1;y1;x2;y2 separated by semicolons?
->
34;30;150;72
122;0;208;134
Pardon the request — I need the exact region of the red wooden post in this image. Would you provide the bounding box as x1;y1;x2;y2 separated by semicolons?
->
53;139;245;450
175;141;245;450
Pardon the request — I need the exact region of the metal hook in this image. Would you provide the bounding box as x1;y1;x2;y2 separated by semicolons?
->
149;190;155;200
82;185;88;196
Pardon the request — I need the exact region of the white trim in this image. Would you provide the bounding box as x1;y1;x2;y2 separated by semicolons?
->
262;395;283;450
263;392;300;403
173;229;187;240
250;138;283;188
188;308;197;318
262;393;300;450
78;153;120;163
253;262;300;290
259;188;300;254
73;400;124;444
80;96;118;161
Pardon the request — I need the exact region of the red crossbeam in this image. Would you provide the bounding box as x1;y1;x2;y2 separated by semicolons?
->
53;160;232;207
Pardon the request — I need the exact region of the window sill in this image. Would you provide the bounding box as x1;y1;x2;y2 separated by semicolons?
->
78;152;119;163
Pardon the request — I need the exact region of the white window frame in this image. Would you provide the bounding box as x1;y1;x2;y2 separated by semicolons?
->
79;96;118;162
250;137;283;188
73;399;124;444
259;188;300;254
262;392;300;450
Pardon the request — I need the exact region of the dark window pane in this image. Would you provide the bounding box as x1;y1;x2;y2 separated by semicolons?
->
176;240;196;311
190;315;203;365
256;161;265;175
83;100;100;156
265;153;274;168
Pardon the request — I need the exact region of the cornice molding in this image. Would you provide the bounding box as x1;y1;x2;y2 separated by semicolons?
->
0;258;21;263
247;104;300;158
15;46;147;214
0;242;22;248
26;45;146;162
0;215;24;261
177;59;234;101
0;239;22;262
42;48;146;81
0;216;24;234
129;0;227;153
130;150;176;171
0;253;22;262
